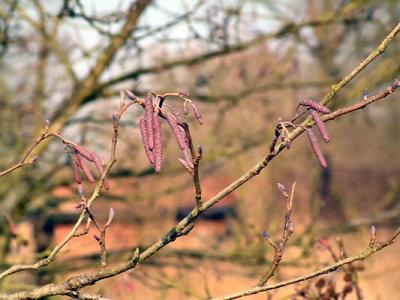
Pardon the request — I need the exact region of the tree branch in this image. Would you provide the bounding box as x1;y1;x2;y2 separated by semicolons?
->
209;228;400;300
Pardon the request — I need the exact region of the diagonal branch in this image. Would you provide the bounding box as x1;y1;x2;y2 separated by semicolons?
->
210;228;400;300
0;21;398;300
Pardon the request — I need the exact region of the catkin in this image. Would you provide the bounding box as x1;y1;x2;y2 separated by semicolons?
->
166;113;187;150
139;117;155;165
178;158;192;173
77;153;95;183
192;103;203;125
145;95;155;150
310;109;330;143
300;99;330;114
306;128;328;168
92;152;110;190
182;147;194;169
71;153;82;184
153;113;163;173
71;144;94;162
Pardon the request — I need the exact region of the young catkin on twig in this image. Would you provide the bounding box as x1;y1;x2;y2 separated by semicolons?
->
182;147;194;169
71;153;83;184
192;103;203;125
178;158;192;173
139;117;155;165
166;112;187;150
310;109;330;143
306;128;328;168
300;99;331;114
92;152;110;190
145;95;155;150
77;153;95;183
72;144;95;162
153;113;163;173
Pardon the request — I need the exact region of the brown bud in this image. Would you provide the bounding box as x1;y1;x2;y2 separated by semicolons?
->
197;145;203;157
306;128;328;168
93;234;101;243
300;99;330;114
315;278;325;289
262;230;270;240
326;282;335;296
342;283;353;295
112;113;119;122
145;95;155;150
343;273;352;282
166;113;187;150
139;117;155;165
310;109;330;143
153;113;163;173
77;153;95;183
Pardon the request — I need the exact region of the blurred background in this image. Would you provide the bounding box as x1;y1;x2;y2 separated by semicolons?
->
0;0;399;299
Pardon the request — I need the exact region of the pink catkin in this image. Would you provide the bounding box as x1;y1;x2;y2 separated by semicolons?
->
91;152;110;190
310;109;330;143
300;99;331;114
182;148;194;169
166;113;187;150
71;154;82;184
77;153;95;183
192;103;203;125
179;126;189;149
153;113;163;173
139;117;155;165
145;95;154;150
178;158;192;173
306;129;328;168
72;144;94;162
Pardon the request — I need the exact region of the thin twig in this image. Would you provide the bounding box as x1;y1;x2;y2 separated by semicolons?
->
258;183;296;286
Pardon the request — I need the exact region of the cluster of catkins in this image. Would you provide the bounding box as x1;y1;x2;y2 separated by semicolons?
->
292;275;356;300
299;99;331;168
67;143;110;192
292;238;366;300
138;93;202;173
